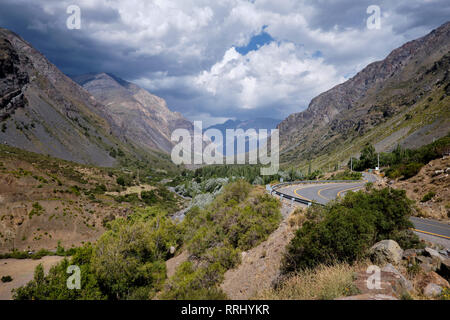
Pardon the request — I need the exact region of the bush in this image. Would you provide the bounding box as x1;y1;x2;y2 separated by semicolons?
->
116;176;125;186
421;191;436;202
282;188;417;273
1;275;13;283
162;181;282;299
161;261;228;300
13;208;181;300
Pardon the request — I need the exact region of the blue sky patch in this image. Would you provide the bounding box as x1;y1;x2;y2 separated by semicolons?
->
236;28;274;55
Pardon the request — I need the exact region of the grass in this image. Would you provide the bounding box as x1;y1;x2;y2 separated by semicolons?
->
255;262;362;300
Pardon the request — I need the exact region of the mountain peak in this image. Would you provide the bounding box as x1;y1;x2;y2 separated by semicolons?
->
72;72;193;153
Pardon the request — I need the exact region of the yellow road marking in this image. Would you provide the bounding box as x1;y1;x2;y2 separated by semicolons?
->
293;187;313;202
317;185;342;201
412;229;450;240
336;184;364;197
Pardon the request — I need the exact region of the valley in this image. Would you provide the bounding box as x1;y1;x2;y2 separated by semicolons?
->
0;17;449;302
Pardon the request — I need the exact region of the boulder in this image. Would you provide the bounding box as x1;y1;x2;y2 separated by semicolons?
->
402;249;417;264
417;255;438;272
424;247;445;262
423;283;442;298
418;271;450;290
369;240;403;265
382;264;414;293
438;258;450;280
353;264;413;298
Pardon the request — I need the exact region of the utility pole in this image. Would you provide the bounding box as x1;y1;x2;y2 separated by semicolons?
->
377;153;380;170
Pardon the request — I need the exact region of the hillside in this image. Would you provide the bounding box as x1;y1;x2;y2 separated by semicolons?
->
0;28;120;166
0;28;177;170
278;21;450;170
392;156;450;221
0;143;186;254
72;73;193;154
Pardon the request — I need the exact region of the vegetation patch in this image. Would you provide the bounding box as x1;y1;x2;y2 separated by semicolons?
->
282;187;421;273
256;263;361;300
162;181;282;300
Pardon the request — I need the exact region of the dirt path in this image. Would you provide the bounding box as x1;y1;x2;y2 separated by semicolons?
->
0;256;65;300
220;202;298;299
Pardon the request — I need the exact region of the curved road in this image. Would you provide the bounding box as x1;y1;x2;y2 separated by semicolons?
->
277;173;450;241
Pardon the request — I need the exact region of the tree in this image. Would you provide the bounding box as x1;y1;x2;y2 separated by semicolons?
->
354;144;377;170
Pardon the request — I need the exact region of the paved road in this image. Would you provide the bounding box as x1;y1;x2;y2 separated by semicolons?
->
277;173;450;241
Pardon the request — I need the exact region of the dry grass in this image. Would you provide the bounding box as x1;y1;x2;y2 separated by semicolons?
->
255;262;363;300
287;207;306;229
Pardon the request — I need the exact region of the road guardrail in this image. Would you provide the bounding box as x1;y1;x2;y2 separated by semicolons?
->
269;179;364;206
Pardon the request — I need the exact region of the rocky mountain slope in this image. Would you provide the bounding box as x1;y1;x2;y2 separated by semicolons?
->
0;28;122;166
0;28;180;169
278;21;450;169
72;73;193;154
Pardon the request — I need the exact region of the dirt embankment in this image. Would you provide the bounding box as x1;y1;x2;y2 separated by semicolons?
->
392;156;449;222
0;256;64;300
220;202;300;299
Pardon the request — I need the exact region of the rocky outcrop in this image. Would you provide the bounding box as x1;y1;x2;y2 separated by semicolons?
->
369;240;403;265
0;28;119;166
0;36;29;121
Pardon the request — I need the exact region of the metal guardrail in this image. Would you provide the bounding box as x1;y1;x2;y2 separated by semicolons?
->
269;179;363;207
272;189;314;206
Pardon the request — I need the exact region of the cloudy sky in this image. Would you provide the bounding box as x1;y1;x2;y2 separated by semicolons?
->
1;0;449;126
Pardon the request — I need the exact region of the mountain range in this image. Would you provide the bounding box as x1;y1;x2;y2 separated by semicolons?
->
278;21;450;169
71;73;193;154
1;22;449;172
0;28;191;168
206;118;281;133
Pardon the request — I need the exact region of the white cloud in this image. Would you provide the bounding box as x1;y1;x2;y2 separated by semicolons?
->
194;43;344;113
5;0;448;125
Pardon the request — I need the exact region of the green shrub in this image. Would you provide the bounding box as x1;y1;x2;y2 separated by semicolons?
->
1;275;13;283
28;202;44;219
421;191;436;202
163;181;281;299
13;208;181;300
161;261;228;300
282;188;417;273
114;193;139;203
116;176;125;186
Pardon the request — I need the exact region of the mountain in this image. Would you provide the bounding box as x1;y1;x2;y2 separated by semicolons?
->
205;118;281;156
0;28;129;166
206;118;281;133
71;73;193;154
278;21;450;169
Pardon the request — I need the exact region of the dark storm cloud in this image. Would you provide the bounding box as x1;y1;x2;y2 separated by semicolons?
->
0;0;448;125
